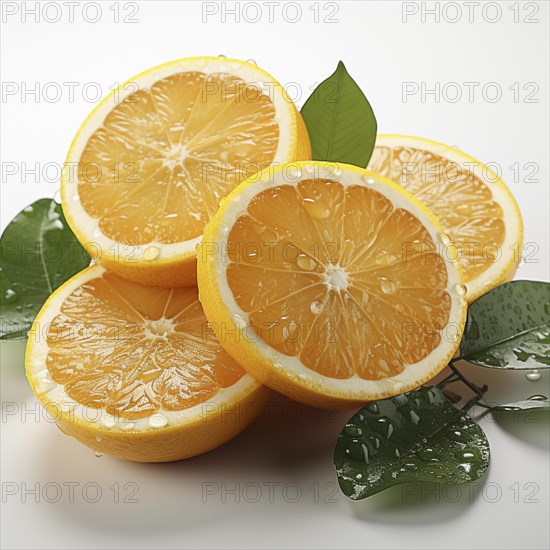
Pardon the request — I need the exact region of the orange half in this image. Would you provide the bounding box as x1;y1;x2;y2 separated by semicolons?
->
197;161;468;408
61;57;311;287
25;264;269;462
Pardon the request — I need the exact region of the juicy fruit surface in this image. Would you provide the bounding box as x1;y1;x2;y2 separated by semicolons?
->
221;176;456;382
78;71;279;246
369;143;505;283
44;270;245;419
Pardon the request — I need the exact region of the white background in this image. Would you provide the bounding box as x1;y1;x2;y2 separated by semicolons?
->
1;1;549;549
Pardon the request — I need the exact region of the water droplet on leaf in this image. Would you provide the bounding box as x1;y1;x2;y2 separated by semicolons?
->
526;370;542;381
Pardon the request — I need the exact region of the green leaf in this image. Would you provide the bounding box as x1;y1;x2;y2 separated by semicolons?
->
301;61;377;167
0;199;90;340
489;395;550;412
459;280;550;369
334;387;490;500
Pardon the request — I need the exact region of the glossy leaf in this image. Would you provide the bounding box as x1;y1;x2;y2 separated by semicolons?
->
0;199;90;339
489;395;550;412
301;61;377;167
460;281;550;369
334;387;490;500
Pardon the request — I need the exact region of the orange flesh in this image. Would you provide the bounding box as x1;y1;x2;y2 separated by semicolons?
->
369;146;505;281
77;72;279;245
46;272;244;419
226;179;452;380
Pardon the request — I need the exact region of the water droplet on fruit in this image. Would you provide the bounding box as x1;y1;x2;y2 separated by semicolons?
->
297;253;316;271
375;253;397;266
379;277;397;294
71;193;79;202
439;232;452;245
310;300;324;314
244;248;258;261
148;414;168;428
95;436;102;443
93;450;103;458
455;283;468;296
143;246;160;261
247;58;257;65
526;370;542;381
362;175;376;185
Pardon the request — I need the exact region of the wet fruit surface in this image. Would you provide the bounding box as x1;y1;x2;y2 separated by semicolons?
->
226;179;452;380
369;144;506;282
78;72;279;245
45;271;244;419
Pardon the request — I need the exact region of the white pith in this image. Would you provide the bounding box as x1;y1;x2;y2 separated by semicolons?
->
323;263;349;292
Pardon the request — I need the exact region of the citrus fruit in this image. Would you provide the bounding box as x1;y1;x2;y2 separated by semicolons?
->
61;56;311;287
25;264;269;462
197;161;468;408
369;135;523;302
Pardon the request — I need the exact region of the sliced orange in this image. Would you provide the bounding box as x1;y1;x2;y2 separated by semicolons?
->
197;161;468;408
61;57;311;287
369;135;523;302
25;264;269;462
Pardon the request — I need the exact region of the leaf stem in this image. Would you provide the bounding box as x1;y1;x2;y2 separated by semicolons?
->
461;395;485;413
448;361;488;398
436;372;460;389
